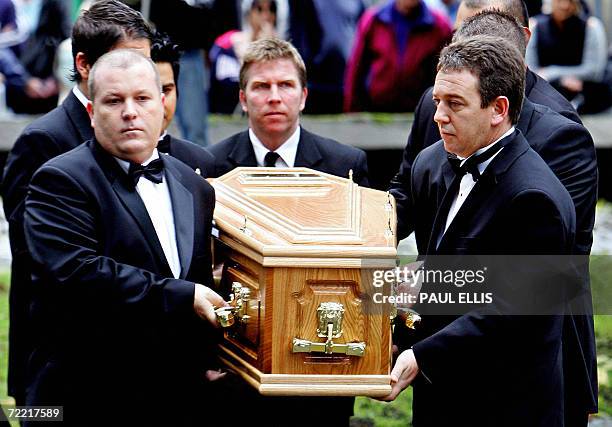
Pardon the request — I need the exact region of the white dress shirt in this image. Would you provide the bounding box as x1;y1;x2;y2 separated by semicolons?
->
441;127;515;241
72;85;89;108
249;126;300;167
115;149;181;278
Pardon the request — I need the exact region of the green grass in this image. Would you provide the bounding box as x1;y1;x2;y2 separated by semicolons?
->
352;388;413;426
0;269;10;407
595;314;612;416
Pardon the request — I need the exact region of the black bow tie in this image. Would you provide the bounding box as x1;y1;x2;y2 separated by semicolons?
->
447;142;505;182
128;158;165;186
157;134;171;154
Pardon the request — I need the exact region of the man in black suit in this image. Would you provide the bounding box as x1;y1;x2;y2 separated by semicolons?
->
209;38;369;187
23;49;225;426
151;31;216;176
386;36;576;426
1;0;153;406
390;10;598;425
208;37;364;426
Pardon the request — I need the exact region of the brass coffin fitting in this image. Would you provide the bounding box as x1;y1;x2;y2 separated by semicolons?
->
292;302;366;357
215;282;251;328
404;310;422;330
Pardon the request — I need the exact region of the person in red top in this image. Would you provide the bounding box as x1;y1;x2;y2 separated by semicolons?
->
344;0;451;112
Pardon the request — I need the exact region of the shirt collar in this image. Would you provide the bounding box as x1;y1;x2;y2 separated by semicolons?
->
114;149;161;173
461;126;515;174
249;126;301;167
72;85;89;109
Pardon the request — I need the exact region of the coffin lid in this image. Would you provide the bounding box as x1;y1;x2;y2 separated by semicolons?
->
210;167;397;266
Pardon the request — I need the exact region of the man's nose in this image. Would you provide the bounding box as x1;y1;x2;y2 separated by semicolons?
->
268;84;281;102
433;103;449;124
122;99;138;119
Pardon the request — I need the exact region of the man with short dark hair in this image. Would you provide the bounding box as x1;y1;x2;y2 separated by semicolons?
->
24;49;223;425
1;0;153;406
389;8;598;424
209;38;369;187
386;36;575;426
151;32;216;176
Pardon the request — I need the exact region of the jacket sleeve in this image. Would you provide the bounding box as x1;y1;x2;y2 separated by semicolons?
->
535;122;597;255
24;164;196;319
2;128;66;254
353;148;370;188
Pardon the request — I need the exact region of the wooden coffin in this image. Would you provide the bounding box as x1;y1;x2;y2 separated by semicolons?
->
210;167;396;397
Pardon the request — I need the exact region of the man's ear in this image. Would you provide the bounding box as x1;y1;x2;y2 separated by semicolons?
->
522;26;532;45
239;89;248;113
75;52;91;81
491;96;510;126
86;101;94;128
299;86;308;112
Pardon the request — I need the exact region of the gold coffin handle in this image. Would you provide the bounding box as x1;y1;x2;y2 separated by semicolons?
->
292;338;366;357
292;302;366;357
215;281;251;328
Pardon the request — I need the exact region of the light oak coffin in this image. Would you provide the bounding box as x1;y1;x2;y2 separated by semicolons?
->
210;167;396;397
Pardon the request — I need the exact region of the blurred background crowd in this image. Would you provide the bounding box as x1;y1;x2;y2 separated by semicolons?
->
0;0;611;148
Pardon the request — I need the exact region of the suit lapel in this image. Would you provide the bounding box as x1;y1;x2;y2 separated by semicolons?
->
63;91;94;144
165;160;194;279
91;141;171;273
435;131;531;251
427;168;460;254
437;173;495;251
294;128;323;168
516;98;535;138
228;131;258;167
525;68;537;98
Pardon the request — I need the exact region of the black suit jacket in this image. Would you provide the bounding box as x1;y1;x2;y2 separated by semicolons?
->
525;68;582;124
1;92;217;404
23;140;216;425
159;133;216;177
407;131;576;426
1;91;91;403
209;127;370;187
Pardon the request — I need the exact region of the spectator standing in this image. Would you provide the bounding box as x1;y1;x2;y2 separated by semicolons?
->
289;0;366;114
344;0;451;112
150;0;224;147
0;0;16;36
152;31;217;176
526;0;611;113
6;0;70;114
209;0;278;114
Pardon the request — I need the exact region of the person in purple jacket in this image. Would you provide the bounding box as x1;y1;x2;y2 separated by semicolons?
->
344;0;452;112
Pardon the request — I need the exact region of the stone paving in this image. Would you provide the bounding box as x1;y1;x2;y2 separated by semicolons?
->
594;202;612;254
